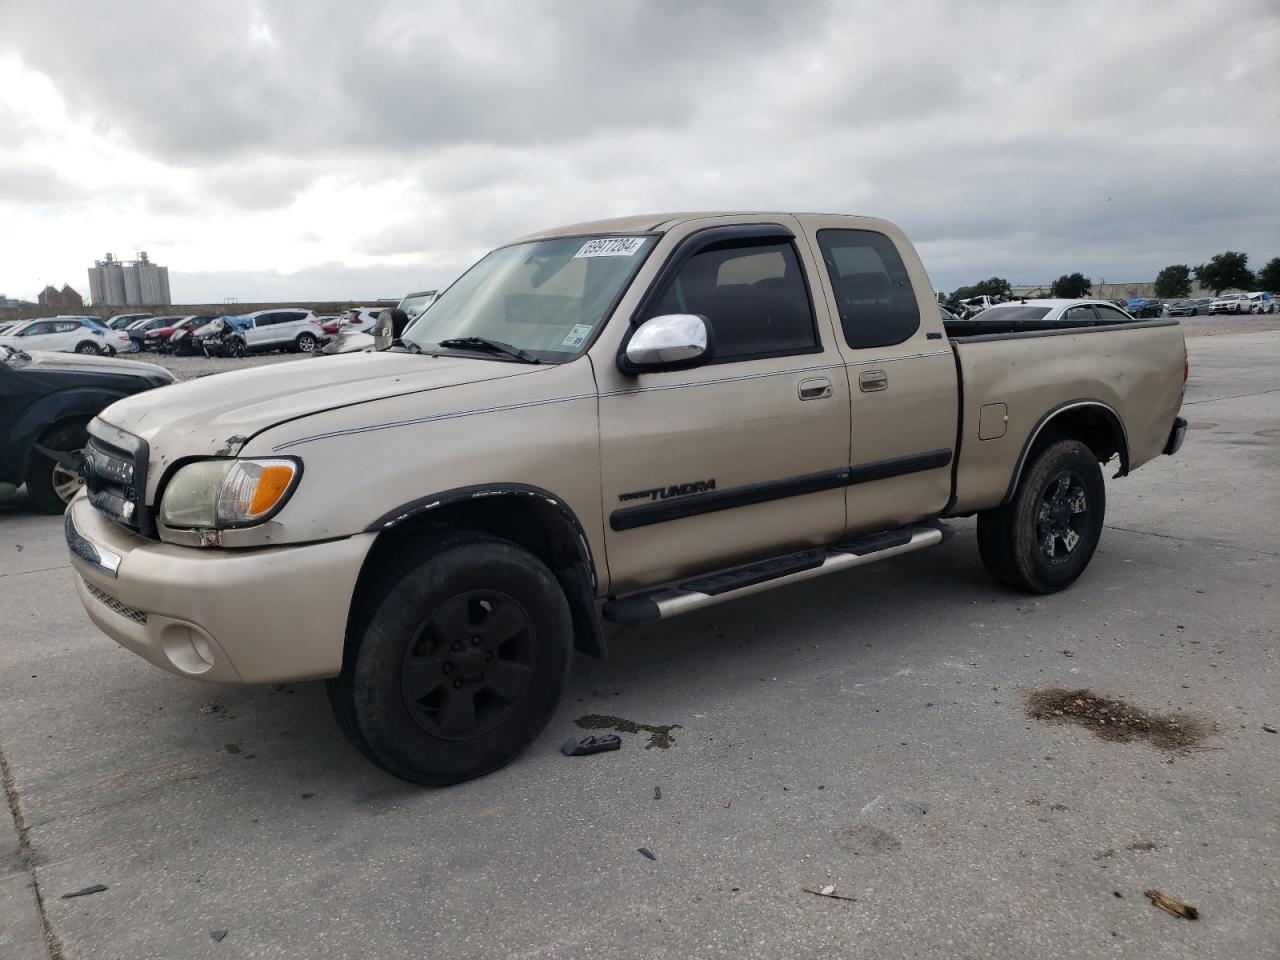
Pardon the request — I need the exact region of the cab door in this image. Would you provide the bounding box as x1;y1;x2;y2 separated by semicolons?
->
798;217;959;535
593;219;852;594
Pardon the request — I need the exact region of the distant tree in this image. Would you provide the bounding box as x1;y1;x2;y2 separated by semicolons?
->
1153;265;1192;299
1193;251;1255;295
950;277;1012;301
1257;257;1280;293
1049;272;1092;298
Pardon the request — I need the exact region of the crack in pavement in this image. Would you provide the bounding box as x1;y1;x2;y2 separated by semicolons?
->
1105;524;1280;557
1183;385;1280;405
0;565;71;580
1;739;65;960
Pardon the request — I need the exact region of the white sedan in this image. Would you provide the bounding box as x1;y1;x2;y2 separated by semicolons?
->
0;316;133;355
945;299;1137;326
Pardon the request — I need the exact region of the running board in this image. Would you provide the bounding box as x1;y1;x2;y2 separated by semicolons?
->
602;522;950;625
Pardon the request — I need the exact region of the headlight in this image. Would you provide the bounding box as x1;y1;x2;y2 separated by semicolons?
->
159;458;301;529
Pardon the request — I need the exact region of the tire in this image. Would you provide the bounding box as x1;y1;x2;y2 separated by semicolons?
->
225;337;246;359
1190;308;1198;316
327;533;572;785
26;421;89;514
976;439;1105;594
295;332;318;353
74;341;101;355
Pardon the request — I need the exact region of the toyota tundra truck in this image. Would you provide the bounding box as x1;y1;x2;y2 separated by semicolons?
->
65;212;1188;785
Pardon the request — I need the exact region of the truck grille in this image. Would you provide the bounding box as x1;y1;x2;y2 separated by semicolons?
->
83;424;153;535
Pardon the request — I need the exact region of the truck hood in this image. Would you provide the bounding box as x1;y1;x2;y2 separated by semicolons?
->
6;349;175;386
96;351;544;453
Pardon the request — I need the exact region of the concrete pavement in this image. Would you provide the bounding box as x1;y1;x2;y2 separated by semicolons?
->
1;331;1277;959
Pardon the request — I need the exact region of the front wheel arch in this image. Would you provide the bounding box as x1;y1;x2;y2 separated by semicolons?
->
349;487;604;664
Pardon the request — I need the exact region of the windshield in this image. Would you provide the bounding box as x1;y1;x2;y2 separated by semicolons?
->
402;235;656;361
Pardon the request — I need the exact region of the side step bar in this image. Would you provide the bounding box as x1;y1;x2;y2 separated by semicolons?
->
602;522;951;625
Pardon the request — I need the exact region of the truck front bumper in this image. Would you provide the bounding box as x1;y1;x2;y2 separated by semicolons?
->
66;494;375;684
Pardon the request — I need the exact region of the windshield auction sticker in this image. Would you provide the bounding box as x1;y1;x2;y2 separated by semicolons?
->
561;323;595;348
575;237;645;258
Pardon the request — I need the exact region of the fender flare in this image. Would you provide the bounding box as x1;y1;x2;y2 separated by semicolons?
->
367;482;598;590
1002;399;1129;504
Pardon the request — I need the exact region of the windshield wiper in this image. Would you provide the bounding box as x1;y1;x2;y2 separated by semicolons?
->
437;337;540;364
392;337;423;353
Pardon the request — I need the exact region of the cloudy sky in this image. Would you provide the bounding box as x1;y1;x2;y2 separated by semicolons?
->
1;0;1277;304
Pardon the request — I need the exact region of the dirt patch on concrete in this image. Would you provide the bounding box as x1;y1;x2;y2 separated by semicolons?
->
575;714;681;749
1025;688;1211;751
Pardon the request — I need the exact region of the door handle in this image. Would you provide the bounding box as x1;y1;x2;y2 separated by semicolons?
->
859;369;888;392
798;377;832;400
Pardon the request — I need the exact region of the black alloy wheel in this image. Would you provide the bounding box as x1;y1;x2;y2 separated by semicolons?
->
400;590;536;741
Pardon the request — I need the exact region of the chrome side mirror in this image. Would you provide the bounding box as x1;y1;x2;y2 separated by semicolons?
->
621;314;712;373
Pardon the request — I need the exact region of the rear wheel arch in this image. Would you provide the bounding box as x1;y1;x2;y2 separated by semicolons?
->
1003;400;1128;504
348;486;605;665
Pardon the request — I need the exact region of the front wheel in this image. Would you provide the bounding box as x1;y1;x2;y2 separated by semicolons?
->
327;533;572;785
976;439;1105;594
224;337;246;358
27;421;88;513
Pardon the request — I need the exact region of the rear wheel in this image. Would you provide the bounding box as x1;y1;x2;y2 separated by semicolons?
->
977;439;1105;594
295;332;318;353
327;533;572;785
74;341;101;355
27;421;88;514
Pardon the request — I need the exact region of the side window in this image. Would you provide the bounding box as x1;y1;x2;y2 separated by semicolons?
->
816;229;920;349
282;312;306;323
256;313;280;326
1093;304;1130;321
54;321;78;333
1063;305;1095;321
645;240;818;362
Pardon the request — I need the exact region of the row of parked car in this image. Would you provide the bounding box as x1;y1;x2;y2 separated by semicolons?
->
1125;292;1274;318
0;291;440;360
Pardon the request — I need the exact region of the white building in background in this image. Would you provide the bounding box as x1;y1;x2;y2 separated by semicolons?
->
87;252;172;306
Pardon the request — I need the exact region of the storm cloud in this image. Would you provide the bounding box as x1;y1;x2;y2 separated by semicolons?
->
1;0;1277;302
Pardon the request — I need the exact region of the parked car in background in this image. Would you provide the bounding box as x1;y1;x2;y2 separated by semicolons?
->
145;315;215;353
0;317;132;356
1;342;173;512
1165;298;1213;317
321;307;383;337
204;309;324;357
1210;293;1250;314
123;315;184;351
1246;292;1275;314
1125;297;1164;318
947;299;1138;328
955;294;1003;318
192;315;251;356
106;313;153;330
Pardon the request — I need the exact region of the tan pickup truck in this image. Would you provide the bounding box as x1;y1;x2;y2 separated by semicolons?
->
66;212;1188;784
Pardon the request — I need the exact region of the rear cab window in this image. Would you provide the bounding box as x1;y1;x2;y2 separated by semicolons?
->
815;229;920;349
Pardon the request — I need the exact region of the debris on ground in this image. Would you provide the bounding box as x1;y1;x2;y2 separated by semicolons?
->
211;930;228;942
654;786;662;800
637;847;657;860
560;734;622;757
803;886;857;902
1025;688;1211;750
575;714;681;749
223;743;241;754
1262;724;1277;734
61;884;108;899
1144;889;1199;920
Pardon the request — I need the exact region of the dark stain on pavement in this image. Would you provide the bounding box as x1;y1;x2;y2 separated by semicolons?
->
833;825;902;855
1025;688;1211;751
575;714;681;749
